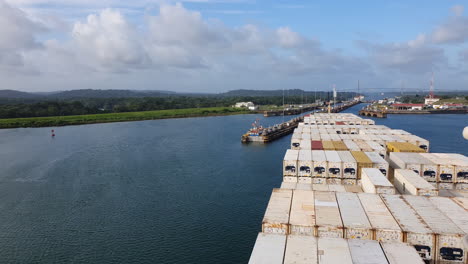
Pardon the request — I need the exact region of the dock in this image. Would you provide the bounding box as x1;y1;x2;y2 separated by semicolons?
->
248;113;468;264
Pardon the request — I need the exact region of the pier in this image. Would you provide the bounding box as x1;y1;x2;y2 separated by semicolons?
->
359;109;387;118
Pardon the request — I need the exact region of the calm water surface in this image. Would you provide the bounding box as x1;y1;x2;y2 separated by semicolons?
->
0;105;466;263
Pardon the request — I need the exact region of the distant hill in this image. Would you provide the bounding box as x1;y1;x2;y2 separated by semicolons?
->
0;90;45;99
219;89;357;98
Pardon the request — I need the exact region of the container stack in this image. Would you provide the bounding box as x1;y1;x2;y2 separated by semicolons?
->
251;113;468;264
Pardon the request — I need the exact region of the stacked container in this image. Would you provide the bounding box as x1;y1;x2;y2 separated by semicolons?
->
248;233;286;264
283;235;317;264
311;150;327;184
365;152;390;177
403;195;467;263
289;190;315;236
336;192;372;240
380;194;436;262
325;150;342;179
317;237;353;263
283;149;299;183
297;150;312;183
393;169;438;196
314;191;343;238
338;151;358;185
361;168;395;194
347;239;389;264
350;151;373;180
262;189;292;234
358;193;403;242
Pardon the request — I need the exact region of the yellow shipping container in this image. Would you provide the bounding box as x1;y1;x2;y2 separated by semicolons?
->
322;141;335;150
332;141;348;151
351;151;373;179
386;142;425;153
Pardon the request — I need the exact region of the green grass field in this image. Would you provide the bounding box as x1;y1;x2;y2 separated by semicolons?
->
0;107;251;129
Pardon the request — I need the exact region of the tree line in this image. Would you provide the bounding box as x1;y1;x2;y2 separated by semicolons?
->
0;94;355;119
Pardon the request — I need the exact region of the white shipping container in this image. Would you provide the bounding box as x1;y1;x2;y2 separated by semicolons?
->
312;184;330;192
403;195;466;263
361;168;395;195
317;237;353;264
336;192;372;240
380;194;435;261
262;189;292;234
289;190;315;235
314;191;344;238
355;140;374;152
381;242;425;264
302;133;311;140
343;140;360;151
312;150;328;178
284;235;318;264
280;181;297;189
295;183;313;191
421;153;455;183
283;149;299;177
435;153;468;184
328;184;346;192
452;197;468;210
388;153;437;182
393;169;438;196
365;141;386;158
337;151;357;179
291;133;302;149
348;239;388;264
325;151;342;178
298;150;313;179
299;139;312;150
365;152;390;177
358;193;403;242
429;196;468;234
248;233;286;264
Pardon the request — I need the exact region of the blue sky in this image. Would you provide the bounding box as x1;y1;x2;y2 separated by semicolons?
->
1;0;468;93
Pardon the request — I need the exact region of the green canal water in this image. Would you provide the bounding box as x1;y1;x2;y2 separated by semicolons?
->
0;104;466;263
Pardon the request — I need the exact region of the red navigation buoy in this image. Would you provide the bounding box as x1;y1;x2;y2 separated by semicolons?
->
51;129;55;137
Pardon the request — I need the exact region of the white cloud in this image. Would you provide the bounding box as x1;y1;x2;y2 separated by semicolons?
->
432;5;468;44
358;35;445;73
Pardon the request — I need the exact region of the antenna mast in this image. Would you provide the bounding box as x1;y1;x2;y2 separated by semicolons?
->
429;72;434;98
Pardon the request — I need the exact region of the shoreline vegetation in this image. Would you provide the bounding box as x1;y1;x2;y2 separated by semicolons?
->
0;107;252;129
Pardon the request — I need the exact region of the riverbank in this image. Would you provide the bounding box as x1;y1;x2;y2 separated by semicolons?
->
0;107;252;128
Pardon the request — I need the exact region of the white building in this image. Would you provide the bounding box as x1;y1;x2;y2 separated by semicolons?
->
424;96;440;105
234;102;255;108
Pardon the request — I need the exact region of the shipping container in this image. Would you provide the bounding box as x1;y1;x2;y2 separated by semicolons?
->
387;142;425;153
393;169;438;196
435;153;468;184
322;141;335;151
351;151;373;180
314;191;344;238
365;152;390;177
342;179;357;185
295;183;313;191
313;184;330;192
337;151;357;179
325;151;342;178
403;195;466;263
348;239;388;264
388;153;437;182
328;184;346;192
284;235;318;264
317;237;353;264
283;149;299;177
336;192;372;240
311;140;323;150
344;185;363;193
358;193;403;242
312;150;328;178
429;196;468;234
355;140;374;152
289;190;315;235
313;177;327;184
298;150;313;182
380;194;436;261
452;197;468;210
361;168;395;194
291;133;302;149
280;181;297;190
420;153;455;183
343;140;360;151
248;233;286;264
365;140;386;158
381;242;425;264
262;189;292;234
299;139;312;150
332;141;348;151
